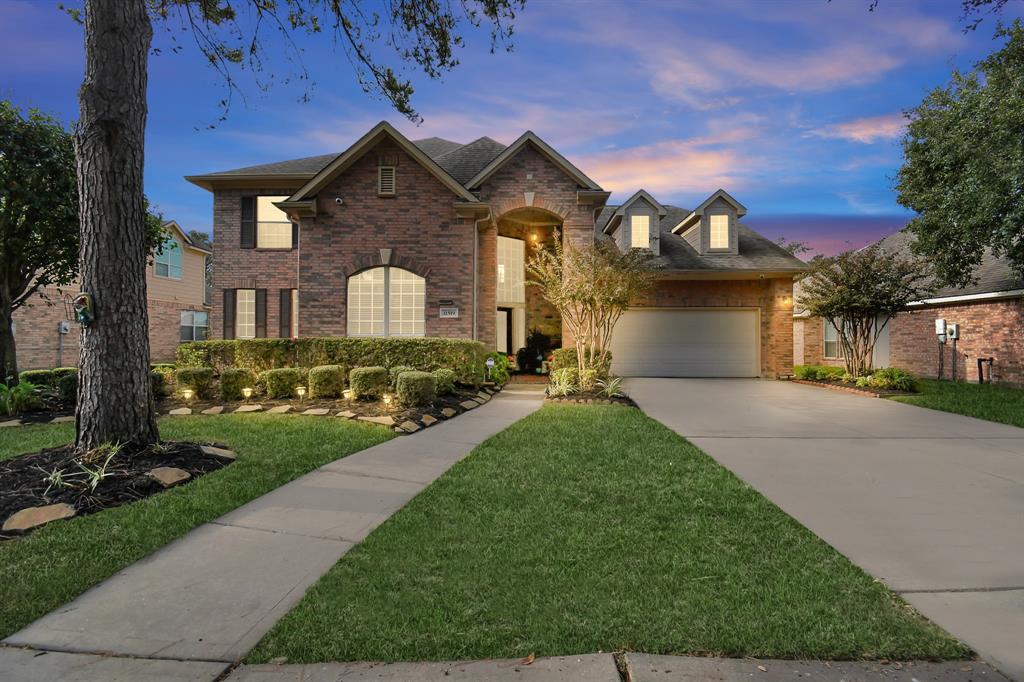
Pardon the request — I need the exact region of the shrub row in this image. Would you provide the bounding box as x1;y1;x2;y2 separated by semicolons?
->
550;347;613;374
795;364;916;392
177;337;486;384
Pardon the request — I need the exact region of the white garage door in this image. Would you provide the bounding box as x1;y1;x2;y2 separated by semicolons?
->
610;308;759;377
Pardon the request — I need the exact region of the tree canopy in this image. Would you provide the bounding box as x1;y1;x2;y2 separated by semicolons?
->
798;246;933;376
896;20;1024;288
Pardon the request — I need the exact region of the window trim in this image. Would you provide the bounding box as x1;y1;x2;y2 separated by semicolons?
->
255;195;294;250
236;288;257;340
378;166;396;196
708;214;730;251
347;266;424;337
179;309;209;342
155;236;183;280
630;213;651;250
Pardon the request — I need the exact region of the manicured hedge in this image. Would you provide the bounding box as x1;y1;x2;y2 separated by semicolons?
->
550;347;612;374
388;365;415;387
794;364;846;381
396;371;436;406
433;368;457;395
52;367;79;380
220;368;257;401
175;367;216;399
19;369;56;386
57;371;78;403
265;368;308;399
350;367;388;400
177;337;486;384
309;365;345;399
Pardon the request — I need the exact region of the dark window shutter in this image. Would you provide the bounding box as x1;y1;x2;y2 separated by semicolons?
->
291;222;299;250
255;288;267;338
223;289;236;339
279;289;292;338
240;197;255;249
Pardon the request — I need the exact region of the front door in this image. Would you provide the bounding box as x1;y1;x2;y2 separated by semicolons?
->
496;307;513;354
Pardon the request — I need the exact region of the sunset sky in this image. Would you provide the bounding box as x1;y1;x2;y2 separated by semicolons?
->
2;0;1020;255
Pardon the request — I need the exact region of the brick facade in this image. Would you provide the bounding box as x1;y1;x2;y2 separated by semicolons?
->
797;297;1024;385
635;277;795;378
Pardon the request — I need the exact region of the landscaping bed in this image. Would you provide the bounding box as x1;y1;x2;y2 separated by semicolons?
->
792;378;914;398
0;440;232;540
545;390;635;407
248;404;967;664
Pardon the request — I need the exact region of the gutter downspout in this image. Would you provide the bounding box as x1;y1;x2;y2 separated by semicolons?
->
473;209;492;342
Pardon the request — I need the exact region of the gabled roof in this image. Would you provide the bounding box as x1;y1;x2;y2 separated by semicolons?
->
602;189;668;234
464;131;602;190
671;189;749;234
413;136;463;158
877;228;1024;299
163;220;212;255
288;121;478;203
596;204;805;275
432;137;507;185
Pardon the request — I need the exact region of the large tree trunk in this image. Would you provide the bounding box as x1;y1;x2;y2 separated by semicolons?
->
75;0;158;450
0;298;17;386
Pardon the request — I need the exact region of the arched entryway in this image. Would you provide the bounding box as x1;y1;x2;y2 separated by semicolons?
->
493;206;563;361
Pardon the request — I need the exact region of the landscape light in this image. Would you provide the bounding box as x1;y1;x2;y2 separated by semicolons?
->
182;389;194;401
242;387;253;401
383;393;394;406
296;386;307;400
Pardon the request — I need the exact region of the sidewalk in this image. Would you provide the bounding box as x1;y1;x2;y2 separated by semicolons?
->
1;387;544;681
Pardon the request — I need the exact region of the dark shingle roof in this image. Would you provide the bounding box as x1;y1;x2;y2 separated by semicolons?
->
199;152;339;177
876;229;1023;298
596;205;806;273
412;137;463;158
431;137;507;185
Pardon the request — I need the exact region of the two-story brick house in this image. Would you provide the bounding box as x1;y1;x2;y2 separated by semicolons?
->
187;121;805;378
14;220;211;369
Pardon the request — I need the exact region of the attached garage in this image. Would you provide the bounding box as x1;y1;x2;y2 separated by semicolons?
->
610;308;760;377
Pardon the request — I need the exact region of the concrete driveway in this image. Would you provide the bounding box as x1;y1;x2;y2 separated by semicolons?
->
627;378;1024;681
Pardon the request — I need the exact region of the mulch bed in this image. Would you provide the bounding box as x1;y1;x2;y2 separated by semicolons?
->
0;440;232;540
792;378;916;398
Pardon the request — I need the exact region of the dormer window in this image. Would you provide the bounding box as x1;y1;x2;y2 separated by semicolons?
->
630;214;650;249
709;214;729;249
378;166;396;195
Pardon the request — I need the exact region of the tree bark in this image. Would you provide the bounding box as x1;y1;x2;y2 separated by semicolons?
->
0;300;17;386
75;0;158;450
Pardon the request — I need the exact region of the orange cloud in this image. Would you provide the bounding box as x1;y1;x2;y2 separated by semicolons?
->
808;113;906;144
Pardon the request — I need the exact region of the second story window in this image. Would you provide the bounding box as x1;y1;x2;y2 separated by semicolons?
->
256;196;293;248
155;236;182;279
630;214;650;249
709;214;730;250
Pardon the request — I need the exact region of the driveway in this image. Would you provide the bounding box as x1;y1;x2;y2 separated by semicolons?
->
627;378;1024;681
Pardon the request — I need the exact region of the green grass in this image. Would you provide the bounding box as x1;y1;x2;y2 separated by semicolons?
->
892;379;1024;428
0;415;392;638
249;404;967;664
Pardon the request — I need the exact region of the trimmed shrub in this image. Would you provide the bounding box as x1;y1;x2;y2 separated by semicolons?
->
433;368;457;395
396;371;436;407
19;369;55;387
388;365;415;387
177;337;486;384
220;368;257;401
52;367;79;380
794;364;846;381
264;368;308;399
350;366;388;400
549;347;612;374
175;367;216;399
870;367;915;392
309;365;346;399
57;371;78;403
579;367;602;391
151;370;169;399
485;352;510;385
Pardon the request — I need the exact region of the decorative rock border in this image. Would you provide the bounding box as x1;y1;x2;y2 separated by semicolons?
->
792;379;914;399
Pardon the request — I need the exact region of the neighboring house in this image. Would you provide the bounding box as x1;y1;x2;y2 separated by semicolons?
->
795;229;1024;385
186;121;805;378
14;221;212;369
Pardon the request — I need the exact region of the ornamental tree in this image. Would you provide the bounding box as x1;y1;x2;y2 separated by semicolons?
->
527;234;655;376
896;21;1024;288
797;245;933;376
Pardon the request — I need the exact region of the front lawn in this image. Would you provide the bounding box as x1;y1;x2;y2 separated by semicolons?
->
891;379;1024;428
0;415;392;638
249;404;967;663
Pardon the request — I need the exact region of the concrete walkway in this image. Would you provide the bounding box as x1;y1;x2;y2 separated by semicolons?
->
627;378;1024;681
1;387;544;681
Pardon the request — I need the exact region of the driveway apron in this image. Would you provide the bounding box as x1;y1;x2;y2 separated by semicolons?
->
627;378;1024;681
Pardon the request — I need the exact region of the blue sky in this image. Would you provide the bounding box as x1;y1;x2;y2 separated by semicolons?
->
2;0;1019;254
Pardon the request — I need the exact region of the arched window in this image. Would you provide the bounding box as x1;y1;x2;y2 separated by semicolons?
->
155;236;182;279
347;266;425;337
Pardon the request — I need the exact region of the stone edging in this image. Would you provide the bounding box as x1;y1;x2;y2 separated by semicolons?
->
792;379;882;398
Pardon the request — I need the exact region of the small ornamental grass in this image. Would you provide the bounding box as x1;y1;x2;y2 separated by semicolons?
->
349;367;388;400
264;368;308;399
309;365;346;399
433;368;457;396
220;368;257;401
395;371;436;407
175;367;216;399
